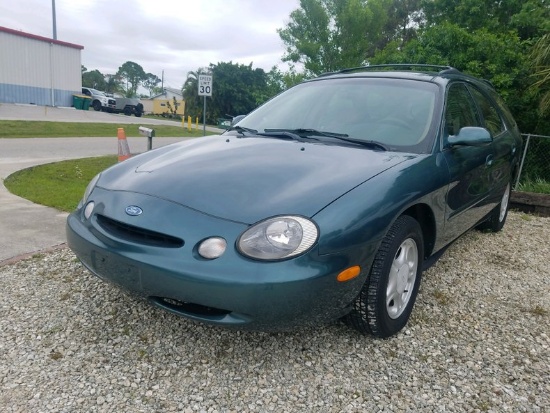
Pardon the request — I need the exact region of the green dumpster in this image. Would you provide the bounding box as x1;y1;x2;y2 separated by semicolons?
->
72;94;85;110
82;96;92;110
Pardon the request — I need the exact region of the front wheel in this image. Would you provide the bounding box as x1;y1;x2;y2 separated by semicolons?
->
343;215;424;338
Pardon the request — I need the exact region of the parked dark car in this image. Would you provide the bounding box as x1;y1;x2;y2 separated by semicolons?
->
67;65;522;337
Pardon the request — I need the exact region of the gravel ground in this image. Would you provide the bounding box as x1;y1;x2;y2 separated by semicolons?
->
1;211;548;413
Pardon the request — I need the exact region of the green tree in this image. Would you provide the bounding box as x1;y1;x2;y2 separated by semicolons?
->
104;74;122;95
209;62;269;121
182;63;275;124
116;61;146;98
265;65;308;97
277;0;424;75
531;34;550;116
278;0;379;75
143;73;161;97
182;67;209;120
370;0;549;134
82;69;107;90
421;0;549;41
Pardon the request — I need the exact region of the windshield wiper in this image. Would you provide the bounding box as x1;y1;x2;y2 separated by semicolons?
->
264;128;347;139
258;129;319;142
226;125;258;135
322;136;388;151
264;128;387;151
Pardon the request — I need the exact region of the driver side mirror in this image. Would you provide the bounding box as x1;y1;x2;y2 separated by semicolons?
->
448;127;491;147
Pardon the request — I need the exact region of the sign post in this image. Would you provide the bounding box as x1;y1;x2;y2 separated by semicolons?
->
198;75;213;136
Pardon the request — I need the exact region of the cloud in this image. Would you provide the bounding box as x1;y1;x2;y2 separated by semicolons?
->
1;0;299;89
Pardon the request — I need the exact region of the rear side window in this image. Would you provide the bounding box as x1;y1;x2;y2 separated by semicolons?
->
468;86;505;137
486;88;518;132
444;83;481;137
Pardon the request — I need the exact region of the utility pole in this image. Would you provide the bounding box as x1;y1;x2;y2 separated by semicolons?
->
52;0;57;40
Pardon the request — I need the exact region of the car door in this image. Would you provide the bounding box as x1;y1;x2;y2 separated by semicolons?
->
441;82;496;243
466;84;516;203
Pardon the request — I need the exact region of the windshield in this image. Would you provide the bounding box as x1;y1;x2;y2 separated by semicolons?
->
237;77;440;153
89;88;105;96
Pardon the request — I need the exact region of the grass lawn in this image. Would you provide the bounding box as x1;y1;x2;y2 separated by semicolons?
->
4;156;118;212
1;120;218;211
0;120;215;138
516;177;550;194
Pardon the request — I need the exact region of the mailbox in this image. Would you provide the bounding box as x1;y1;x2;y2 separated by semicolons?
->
138;126;155;151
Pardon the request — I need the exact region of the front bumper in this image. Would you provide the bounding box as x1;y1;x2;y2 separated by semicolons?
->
66;190;367;331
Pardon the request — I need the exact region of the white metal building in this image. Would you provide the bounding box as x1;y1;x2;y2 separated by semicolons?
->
0;26;83;107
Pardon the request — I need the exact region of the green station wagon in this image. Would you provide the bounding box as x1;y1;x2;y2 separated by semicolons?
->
67;64;522;337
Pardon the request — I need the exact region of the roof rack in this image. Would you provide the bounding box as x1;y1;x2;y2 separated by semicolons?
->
319;64;461;77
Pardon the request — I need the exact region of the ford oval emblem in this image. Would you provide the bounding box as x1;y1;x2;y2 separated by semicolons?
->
125;205;143;216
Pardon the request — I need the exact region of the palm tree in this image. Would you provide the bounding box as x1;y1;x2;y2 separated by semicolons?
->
182;68;208;119
531;34;550;115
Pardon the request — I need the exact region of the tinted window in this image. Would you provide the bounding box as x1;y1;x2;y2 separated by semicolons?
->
468;86;505;137
486;88;518;132
444;83;481;137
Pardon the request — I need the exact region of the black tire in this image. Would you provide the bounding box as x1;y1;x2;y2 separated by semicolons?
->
343;215;424;338
135;103;143;117
123;106;132;116
477;182;511;233
92;101;102;111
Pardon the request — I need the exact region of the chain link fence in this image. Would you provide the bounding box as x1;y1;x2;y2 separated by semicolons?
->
514;134;550;192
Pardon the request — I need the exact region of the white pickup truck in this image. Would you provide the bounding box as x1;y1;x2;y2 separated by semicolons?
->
81;87;116;112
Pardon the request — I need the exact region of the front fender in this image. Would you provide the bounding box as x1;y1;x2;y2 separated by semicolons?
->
313;154;449;257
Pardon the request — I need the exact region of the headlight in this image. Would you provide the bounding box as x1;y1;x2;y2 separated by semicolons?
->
238;216;318;260
78;173;101;208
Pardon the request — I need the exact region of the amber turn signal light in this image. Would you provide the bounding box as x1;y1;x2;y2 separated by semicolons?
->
336;266;361;282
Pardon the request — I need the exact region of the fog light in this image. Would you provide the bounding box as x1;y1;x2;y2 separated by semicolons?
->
84;202;95;220
198;237;227;259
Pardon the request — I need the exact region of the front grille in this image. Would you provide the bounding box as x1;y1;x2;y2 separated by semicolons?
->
96;214;184;248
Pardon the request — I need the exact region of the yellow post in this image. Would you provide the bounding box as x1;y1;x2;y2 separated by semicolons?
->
195;117;198;130
187;116;191;132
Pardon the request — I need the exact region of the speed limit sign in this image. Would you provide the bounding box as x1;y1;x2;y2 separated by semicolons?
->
198;75;213;96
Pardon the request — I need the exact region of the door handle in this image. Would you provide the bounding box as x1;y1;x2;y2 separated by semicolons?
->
485;155;494;167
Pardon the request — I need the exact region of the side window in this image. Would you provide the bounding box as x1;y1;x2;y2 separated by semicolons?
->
468;86;505;137
444;83;481;137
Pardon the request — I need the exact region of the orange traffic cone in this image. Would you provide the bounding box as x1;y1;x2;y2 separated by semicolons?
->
117;128;131;162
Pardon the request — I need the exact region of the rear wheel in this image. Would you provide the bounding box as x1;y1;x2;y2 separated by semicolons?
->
343;215;424;338
478;182;511;232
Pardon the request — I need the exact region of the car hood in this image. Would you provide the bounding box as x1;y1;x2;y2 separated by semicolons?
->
99;136;413;224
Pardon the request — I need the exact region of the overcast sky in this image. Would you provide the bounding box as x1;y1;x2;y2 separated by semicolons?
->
1;0;301;90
